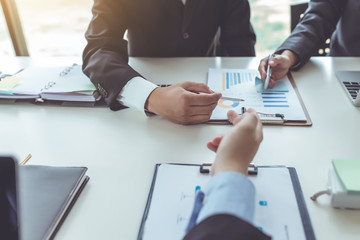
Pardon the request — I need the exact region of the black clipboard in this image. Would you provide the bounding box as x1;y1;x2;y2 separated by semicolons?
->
138;163;316;240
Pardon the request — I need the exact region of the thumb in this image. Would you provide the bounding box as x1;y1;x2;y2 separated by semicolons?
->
269;55;288;68
227;110;242;125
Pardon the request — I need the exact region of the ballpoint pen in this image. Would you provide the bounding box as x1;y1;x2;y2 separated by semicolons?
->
221;96;245;102
185;186;205;233
264;53;275;90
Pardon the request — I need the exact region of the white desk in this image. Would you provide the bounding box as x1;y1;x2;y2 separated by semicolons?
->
1;57;360;240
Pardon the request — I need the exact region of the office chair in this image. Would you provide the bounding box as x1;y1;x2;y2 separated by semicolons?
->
1;0;29;56
290;1;330;56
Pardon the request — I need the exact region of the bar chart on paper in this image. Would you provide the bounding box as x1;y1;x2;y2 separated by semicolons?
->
221;71;255;91
207;68;307;122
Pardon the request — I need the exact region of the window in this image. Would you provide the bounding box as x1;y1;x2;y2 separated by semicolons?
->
0;6;15;56
249;0;308;58
0;0;307;57
1;0;93;57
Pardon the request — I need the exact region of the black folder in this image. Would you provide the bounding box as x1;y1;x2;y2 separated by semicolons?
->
19;165;89;240
0;156;89;240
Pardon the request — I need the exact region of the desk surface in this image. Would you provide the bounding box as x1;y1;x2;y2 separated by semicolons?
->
1;57;360;240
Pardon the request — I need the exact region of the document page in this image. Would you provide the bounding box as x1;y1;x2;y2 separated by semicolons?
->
9;65;95;101
141;164;306;240
207;69;307;122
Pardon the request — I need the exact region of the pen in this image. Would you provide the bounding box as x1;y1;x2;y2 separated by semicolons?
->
264;53;275;90
186;187;205;233
20;154;32;165
221;96;245;102
0;68;24;80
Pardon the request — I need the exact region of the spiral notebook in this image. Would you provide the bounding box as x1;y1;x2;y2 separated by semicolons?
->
0;64;96;103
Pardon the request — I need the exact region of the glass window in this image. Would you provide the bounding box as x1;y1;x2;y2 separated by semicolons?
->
250;0;309;57
0;8;15;56
15;0;92;56
1;0;308;57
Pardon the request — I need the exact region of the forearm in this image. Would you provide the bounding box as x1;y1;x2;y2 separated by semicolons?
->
82;0;141;106
281;50;299;68
83;45;141;106
197;172;255;224
117;77;158;114
276;0;344;69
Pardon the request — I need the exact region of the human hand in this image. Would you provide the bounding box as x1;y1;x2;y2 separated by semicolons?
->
258;50;298;88
207;109;263;175
145;81;221;125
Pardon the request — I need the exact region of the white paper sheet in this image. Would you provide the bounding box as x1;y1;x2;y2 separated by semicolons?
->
207;68;307;122
141;164;306;240
11;65;95;94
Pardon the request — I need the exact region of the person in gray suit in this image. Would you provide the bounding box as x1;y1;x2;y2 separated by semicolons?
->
258;0;360;87
83;0;256;125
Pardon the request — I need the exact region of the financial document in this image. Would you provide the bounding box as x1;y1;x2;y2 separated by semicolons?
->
141;164;307;240
207;69;307;122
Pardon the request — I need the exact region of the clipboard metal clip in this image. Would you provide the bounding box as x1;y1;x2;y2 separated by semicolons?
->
199;163;258;175
200;163;212;174
241;107;285;124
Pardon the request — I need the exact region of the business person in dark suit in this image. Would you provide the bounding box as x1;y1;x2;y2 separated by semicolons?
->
184;109;270;240
258;0;360;87
83;0;256;125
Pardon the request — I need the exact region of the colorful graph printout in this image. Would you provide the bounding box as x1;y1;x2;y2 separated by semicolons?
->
217;99;240;109
207;68;307;122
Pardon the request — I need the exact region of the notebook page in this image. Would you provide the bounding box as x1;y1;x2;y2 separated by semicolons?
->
41;64;95;93
11;65;95;94
11;67;57;95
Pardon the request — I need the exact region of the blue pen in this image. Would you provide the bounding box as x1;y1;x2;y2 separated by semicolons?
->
185;186;205;233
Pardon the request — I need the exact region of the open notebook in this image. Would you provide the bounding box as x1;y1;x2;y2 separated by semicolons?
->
0;64;96;103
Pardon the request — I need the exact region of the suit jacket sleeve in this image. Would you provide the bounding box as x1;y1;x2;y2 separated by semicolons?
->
220;0;256;56
82;0;141;110
276;0;345;70
183;214;271;240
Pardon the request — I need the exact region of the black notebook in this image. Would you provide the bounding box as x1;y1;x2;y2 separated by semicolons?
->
0;156;89;240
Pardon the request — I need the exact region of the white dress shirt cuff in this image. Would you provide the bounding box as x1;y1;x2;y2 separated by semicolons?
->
116;77;158;115
196;171;255;224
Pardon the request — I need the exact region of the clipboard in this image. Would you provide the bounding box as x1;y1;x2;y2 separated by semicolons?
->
138;163;316;240
282;73;312;126
208;71;312;126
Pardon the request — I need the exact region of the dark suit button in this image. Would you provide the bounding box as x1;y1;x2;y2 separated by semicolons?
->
183;32;189;39
97;83;107;97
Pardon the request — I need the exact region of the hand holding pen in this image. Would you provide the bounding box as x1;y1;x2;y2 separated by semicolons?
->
258;50;298;88
264;53;275;89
